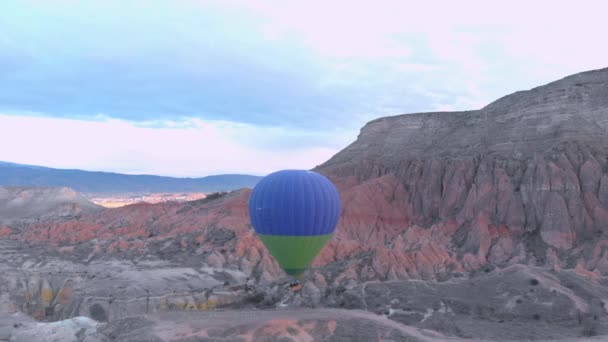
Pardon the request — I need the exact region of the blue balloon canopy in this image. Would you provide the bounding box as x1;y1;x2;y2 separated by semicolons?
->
248;170;341;236
248;169;342;277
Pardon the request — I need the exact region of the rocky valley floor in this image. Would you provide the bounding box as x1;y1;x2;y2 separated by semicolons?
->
1;238;607;341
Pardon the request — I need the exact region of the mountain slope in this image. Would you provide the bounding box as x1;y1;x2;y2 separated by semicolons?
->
315;67;608;277
0;162;262;193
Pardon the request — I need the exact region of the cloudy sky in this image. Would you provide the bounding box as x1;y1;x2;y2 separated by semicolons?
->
0;0;607;176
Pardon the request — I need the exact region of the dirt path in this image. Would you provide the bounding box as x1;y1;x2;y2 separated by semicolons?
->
151;308;476;341
4;307;608;341
149;308;608;342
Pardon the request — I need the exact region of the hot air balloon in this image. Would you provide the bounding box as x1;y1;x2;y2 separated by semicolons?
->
248;170;341;280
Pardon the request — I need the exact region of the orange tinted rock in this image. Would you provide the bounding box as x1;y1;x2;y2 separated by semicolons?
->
0;226;12;237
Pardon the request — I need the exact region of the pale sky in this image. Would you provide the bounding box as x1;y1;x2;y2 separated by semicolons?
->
0;0;607;176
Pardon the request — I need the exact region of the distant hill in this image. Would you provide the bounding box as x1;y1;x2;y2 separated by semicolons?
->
0;161;262;194
0;186;102;226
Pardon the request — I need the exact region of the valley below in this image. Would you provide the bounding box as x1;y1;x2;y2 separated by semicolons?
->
1;231;607;342
86;192;208;208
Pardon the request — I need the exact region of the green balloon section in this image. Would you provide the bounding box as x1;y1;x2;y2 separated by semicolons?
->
248;170;341;278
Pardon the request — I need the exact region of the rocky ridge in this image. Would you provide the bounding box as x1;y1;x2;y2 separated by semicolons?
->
316;67;608;280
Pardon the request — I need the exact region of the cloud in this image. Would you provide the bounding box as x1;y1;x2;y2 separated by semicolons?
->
1;0;608;176
3;1;604;125
0;114;353;176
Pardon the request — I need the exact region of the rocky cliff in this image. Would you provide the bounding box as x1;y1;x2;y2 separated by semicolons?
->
315;67;608;281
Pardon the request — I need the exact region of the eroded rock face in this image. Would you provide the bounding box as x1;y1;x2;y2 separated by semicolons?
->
315;68;608;281
0;239;257;323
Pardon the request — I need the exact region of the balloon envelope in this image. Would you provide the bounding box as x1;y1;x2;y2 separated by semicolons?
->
248;170;341;278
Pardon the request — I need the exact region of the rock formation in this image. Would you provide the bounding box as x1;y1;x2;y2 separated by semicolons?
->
0;186;102;227
315;67;608;281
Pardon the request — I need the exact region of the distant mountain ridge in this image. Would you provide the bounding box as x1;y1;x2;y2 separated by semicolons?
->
0;161;262;194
